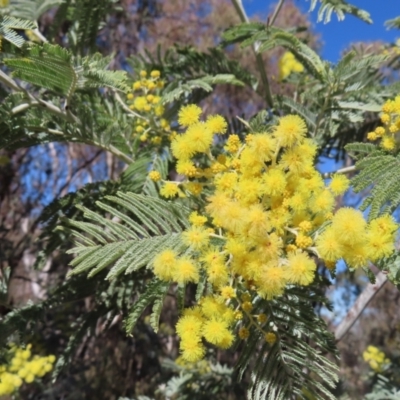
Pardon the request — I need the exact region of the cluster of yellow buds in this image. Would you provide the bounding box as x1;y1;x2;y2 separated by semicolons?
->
148;103;398;363
126;69;174;145
363;345;390;373
367;95;400;150
278;51;304;81
0;344;56;396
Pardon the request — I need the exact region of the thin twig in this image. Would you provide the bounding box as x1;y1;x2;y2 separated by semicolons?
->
334;271;388;342
230;0;274;108
114;91;148;121
269;0;285;27
322;165;356;178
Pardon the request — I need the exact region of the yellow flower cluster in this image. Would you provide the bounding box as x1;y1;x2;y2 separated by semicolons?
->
367;96;400;150
278;51;304;81
152;105;398;362
126;69;174;144
0;344;55;396
363;345;390;372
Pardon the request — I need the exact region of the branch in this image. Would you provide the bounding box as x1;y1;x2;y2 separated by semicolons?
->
230;0;274;108
322;165;356;178
334;271;388;342
114;91;148;121
269;0;285;27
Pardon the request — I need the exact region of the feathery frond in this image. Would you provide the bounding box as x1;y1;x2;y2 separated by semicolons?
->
345;144;400;219
306;0;372;24
237;287;338;400
65;192;190;280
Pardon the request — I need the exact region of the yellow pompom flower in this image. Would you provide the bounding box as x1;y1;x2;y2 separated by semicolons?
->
202;319;233;348
220;286;236;299
329;174;350;195
263;168;286;196
206;114;228;134
295;233;313;249
133;96;148;111
185;122;214;154
238;327;250;339
274;115;307;147
330;207;367;245
369;215;398;237
178;104;202;127
206;262;229;287
176;160;197;177
316;227;344;263
200;296;227;319
225;134;241;153
257;265;288;300
160;182;179;198
188;211;207;227
286;251;316;286
152;249;177;281
182;227;210;250
342;242;370;269
176;314;204;338
148;170;161;182
180;336;205;363
172;257;199;284
265;332;277;344
363;345;390;372
257;314;267;324
381;136;396;150
381;113;390;124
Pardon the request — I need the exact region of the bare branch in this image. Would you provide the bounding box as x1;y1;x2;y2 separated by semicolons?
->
269;0;285;27
334;271;388;342
230;0;274;108
322;165;356;178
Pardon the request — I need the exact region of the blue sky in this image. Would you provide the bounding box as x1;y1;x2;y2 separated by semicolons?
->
243;0;400;62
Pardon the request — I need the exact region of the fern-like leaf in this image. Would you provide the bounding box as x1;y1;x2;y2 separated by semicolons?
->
237;287;338;400
307;0;372;24
0;15;36;47
346;144;400;219
124;279;169;334
65;192;190;280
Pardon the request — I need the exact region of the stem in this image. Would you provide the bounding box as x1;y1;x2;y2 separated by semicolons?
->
114;91;148;121
313;85;332;137
322;165;356;178
31;28;48;43
230;0;274;108
269;0;285;27
334;271;387;342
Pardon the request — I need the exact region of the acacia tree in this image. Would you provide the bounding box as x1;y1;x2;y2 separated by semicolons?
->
1;0;400;399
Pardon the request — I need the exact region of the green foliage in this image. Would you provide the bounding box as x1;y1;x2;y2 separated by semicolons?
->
365;375;400;399
157;359;238;400
124;279;169;334
306;0;372;23
162;74;245;105
222;24;325;80
0;15;36;47
65;192;190;280
5;44;127;96
5;0;63;21
237;287;338;400
345;143;400;219
384;16;400;30
48;0;118;53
